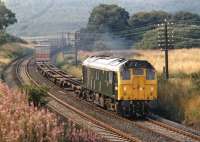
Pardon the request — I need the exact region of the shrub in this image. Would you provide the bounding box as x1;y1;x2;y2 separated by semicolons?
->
0;83;102;142
55;53;82;78
184;95;200;126
0;32;26;46
22;85;48;107
0;83;63;142
156;79;187;122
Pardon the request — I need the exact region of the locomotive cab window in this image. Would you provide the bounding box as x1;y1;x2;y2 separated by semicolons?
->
146;69;155;80
133;68;144;76
121;68;130;80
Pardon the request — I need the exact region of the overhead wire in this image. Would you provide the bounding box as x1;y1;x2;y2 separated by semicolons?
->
55;2;200;49
68;1;200;40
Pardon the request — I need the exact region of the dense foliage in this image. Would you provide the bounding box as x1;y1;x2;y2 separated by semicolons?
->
0;32;25;45
80;4;200;50
128;11;171;28
80;4;131;50
0;1;17;31
136;25;200;49
23;85;48;107
0;1;18;45
87;4;129;33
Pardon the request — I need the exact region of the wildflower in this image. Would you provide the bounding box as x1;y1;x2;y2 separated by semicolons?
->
0;83;102;142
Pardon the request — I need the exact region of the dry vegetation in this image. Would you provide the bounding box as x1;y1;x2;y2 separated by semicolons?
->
56;52;82;78
0;43;30;64
134;49;200;74
56;49;200;129
133;49;200;128
0;43;32;78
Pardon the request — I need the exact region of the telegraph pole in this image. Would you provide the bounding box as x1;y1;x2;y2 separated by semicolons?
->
158;19;174;80
61;32;67;60
67;32;70;47
164;20;169;79
61;32;67;49
74;31;80;66
65;31;80;66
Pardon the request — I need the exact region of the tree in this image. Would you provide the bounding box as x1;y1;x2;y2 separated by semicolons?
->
129;10;171;28
0;1;17;32
87;4;129;33
173;11;200;25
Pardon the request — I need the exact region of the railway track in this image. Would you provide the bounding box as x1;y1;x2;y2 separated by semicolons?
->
37;60;200;142
16;58;141;142
15;57;200;142
146;116;200;141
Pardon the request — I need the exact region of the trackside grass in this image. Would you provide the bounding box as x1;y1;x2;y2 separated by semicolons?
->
56;49;200;129
133;49;200;129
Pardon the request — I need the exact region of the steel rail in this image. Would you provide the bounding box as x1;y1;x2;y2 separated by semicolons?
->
34;61;200;142
22;58;141;142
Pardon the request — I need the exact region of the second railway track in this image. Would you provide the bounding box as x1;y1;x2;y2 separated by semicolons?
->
17;58;142;142
15;57;200;142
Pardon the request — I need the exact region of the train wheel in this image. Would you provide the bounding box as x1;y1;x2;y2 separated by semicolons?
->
79;89;84;100
99;95;105;108
78;89;83;98
116;101;122;116
86;91;94;102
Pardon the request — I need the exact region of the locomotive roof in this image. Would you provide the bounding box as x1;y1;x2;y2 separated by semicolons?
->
82;56;153;72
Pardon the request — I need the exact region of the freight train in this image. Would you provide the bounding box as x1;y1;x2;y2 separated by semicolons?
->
36;56;157;117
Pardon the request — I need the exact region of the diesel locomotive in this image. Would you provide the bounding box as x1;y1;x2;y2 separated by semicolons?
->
81;56;157;116
36;56;157;117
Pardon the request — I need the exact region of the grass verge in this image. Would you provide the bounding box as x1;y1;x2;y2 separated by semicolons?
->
55;49;200;129
133;49;200;128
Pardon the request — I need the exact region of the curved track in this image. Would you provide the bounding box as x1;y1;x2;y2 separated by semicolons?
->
16;58;141;142
15;57;200;142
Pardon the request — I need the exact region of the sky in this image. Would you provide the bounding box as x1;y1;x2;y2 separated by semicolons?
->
5;0;200;36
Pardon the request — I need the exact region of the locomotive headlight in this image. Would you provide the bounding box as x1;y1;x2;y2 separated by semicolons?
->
151;87;154;92
123;87;127;91
115;86;118;91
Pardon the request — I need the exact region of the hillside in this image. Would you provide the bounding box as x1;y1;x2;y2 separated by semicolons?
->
135;25;200;49
0;42;31;79
5;0;200;36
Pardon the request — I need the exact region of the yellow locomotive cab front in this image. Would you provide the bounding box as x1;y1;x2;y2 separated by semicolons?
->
118;67;157;101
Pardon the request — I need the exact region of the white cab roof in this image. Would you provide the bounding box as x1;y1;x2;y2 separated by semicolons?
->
82;56;128;72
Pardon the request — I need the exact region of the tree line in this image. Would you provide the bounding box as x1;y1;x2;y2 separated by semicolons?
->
0;1;17;45
80;4;200;50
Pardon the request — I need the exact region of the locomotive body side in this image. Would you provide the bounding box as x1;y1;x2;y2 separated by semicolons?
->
82;66;116;98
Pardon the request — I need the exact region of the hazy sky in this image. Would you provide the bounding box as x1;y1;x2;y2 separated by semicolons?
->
5;0;200;36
